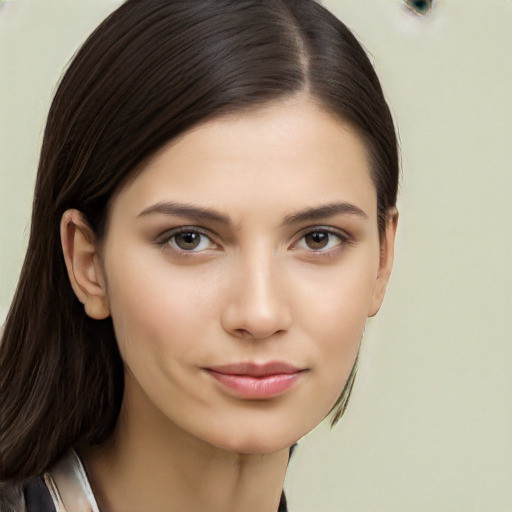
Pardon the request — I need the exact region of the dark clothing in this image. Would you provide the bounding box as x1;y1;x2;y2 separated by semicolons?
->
23;478;54;512
0;478;54;512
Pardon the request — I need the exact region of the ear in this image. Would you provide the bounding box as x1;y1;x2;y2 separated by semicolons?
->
368;208;398;317
60;209;110;320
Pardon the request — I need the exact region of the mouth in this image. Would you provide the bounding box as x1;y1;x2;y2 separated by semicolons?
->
204;362;307;399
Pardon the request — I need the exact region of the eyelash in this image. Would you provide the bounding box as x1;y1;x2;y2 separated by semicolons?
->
155;226;353;256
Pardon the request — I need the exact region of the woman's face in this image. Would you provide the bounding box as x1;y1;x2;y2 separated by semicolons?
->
96;98;395;454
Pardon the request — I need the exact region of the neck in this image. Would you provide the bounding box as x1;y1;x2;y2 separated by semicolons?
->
82;383;290;512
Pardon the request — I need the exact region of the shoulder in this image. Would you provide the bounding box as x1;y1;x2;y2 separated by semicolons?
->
0;477;55;512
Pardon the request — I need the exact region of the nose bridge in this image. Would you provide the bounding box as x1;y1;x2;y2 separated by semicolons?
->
221;244;291;339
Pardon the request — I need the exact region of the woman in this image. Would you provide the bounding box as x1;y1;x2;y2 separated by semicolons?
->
0;0;399;510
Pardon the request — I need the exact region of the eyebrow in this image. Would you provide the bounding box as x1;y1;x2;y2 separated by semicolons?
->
283;202;367;225
137;201;367;225
138;202;231;224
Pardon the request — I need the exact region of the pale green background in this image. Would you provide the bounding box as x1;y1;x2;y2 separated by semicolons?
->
1;1;511;510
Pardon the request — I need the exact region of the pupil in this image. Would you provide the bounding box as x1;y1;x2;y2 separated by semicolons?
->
306;232;328;249
176;232;200;249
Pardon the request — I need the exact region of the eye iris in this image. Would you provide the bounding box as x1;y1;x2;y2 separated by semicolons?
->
175;232;201;250
305;231;329;250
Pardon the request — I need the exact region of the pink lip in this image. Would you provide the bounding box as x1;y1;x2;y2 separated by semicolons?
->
204;362;306;399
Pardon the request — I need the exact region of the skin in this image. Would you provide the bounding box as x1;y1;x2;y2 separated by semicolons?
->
61;97;397;512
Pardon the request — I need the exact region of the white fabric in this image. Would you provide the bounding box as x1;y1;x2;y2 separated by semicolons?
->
43;451;100;512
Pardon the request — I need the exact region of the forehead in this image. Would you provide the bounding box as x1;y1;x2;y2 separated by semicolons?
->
109;99;377;223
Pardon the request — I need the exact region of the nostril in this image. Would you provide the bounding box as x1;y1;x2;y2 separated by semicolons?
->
233;327;287;340
234;328;252;339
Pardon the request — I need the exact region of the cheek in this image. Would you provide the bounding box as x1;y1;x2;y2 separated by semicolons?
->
293;255;379;403
104;251;222;366
295;252;379;336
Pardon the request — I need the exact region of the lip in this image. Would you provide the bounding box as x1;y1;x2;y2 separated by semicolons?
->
204;362;306;399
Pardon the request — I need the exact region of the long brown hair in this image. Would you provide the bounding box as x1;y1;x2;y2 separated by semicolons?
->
0;0;399;480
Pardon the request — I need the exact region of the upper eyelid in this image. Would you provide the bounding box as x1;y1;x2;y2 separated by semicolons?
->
294;225;351;240
156;225;217;240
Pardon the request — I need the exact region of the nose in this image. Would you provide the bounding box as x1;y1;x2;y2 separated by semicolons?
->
221;252;292;340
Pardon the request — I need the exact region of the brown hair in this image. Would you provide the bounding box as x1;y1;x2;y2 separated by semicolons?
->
0;0;399;480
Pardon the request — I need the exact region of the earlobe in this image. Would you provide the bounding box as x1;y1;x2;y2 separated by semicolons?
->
60;209;110;320
368;208;398;318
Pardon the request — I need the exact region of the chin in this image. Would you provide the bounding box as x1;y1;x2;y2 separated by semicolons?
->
203;421;306;456
218;438;295;456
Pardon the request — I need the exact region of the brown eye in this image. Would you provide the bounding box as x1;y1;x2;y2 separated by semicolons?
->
167;230;214;252
174;232;201;250
294;228;348;253
304;231;330;250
